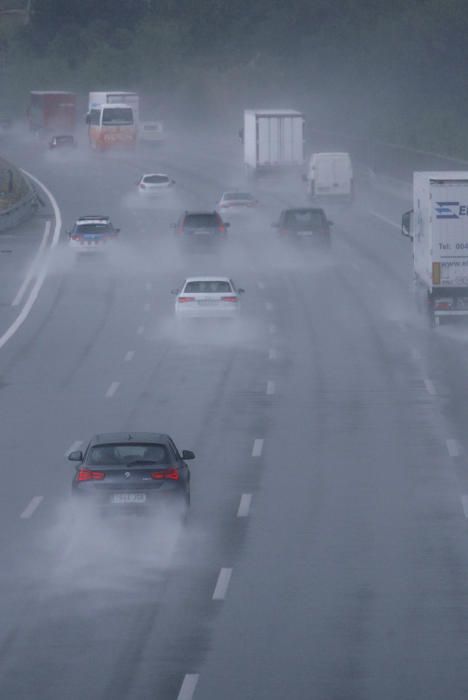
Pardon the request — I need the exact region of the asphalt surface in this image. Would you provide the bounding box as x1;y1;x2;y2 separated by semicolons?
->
1;127;468;699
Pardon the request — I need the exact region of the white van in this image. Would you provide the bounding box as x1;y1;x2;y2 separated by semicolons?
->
305;152;353;201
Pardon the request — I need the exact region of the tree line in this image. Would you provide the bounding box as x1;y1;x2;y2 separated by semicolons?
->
2;0;468;156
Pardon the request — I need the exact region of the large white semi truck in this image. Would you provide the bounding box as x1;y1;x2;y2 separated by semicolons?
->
243;109;304;176
402;172;468;325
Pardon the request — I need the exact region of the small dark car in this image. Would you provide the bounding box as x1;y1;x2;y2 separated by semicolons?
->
273;207;332;247
69;432;194;514
49;134;76;149
173;210;230;247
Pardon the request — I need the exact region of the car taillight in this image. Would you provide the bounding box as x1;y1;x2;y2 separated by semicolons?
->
71;235;80;241
218;225;225;233
435;299;452;310
221;296;238;302
139;183;146;189
177;296;195;303
77;469;105;482
151;467;179;481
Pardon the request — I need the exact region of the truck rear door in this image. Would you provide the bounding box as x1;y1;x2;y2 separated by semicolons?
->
432;181;468;286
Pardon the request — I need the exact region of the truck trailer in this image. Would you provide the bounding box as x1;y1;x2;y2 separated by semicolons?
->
402;171;468;325
243;109;304;176
28;91;76;133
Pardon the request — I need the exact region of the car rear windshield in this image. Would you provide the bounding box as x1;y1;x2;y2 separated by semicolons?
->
143;175;169;184
284;210;325;229
87;443;169;466
183;214;220;228
76;223;112;234
223;192;252;201
184;280;232;293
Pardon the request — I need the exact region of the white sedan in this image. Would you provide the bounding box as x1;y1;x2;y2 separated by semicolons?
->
173;277;244;319
217;191;258;215
137;173;175;196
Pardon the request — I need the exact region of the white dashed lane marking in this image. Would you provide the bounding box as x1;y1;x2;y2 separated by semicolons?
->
446;439;461;457
269;323;277;335
177;674;199;700
20;496;43;519
462;496;468;519
105;381;120;398
124;351;135;362
411;347;422;362
237;493;252;517
212;568;233;600
266;380;275;395
65;440;82;457
424;379;436;396
252;439;264;457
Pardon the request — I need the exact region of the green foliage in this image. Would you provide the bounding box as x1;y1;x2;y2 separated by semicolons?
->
2;0;468;155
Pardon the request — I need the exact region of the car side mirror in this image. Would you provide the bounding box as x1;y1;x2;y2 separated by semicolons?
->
68;450;83;462
401;210;414;240
238;288;245;294
182;450;195;460
115;228;120;233
225;222;231;228
171;180;176;185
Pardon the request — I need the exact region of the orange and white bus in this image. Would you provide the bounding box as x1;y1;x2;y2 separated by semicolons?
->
86;103;137;151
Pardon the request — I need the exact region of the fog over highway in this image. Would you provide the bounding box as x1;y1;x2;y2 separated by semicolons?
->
1;126;468;700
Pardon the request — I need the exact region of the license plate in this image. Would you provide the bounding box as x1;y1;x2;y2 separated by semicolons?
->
198;300;217;305
193;230;211;236
111;493;146;504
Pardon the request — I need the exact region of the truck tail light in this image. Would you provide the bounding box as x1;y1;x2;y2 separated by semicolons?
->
432;262;441;285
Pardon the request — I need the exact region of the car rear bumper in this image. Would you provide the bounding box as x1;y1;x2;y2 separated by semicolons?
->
72;487;188;512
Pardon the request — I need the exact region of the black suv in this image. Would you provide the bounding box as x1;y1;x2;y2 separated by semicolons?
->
273;207;332;247
173;211;230;247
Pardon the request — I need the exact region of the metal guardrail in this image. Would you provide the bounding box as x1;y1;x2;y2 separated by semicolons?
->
0;174;38;233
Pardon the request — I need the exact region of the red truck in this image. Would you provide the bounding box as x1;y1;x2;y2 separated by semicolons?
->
27;91;76;133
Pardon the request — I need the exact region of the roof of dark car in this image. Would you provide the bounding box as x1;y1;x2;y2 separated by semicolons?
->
90;432;171;446
282;207;325;215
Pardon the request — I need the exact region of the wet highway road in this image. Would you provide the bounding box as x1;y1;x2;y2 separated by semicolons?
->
0;130;468;699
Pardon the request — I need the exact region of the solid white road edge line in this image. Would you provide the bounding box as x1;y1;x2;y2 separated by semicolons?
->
252;438;264;457
424;378;436;396
237;493;252;517
370;211;401;230
266;380;275;395
0;170;62;351
20;496;43;519
446;439;461;457
177;674;199;700
124;350;135;362
65;440;83;458
212;568;233;600
12;220;51;307
106;381;120;398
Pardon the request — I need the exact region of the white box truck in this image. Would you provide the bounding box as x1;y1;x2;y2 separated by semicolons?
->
243;109;304;176
402;172;468;325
